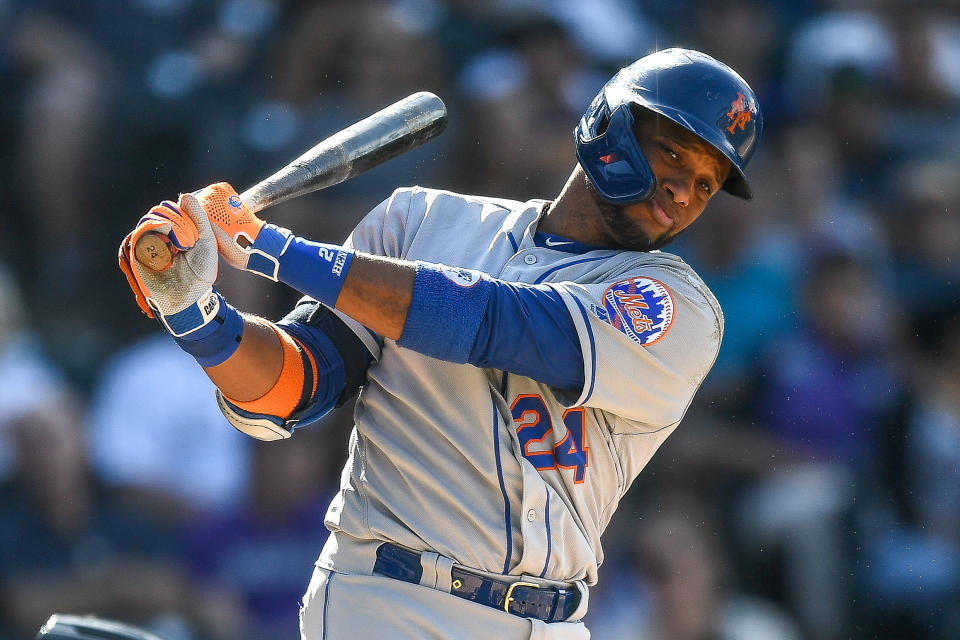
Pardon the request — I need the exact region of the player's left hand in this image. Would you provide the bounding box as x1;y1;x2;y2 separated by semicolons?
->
119;192;219;332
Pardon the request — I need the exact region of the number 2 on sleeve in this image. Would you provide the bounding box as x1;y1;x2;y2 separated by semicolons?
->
510;395;588;483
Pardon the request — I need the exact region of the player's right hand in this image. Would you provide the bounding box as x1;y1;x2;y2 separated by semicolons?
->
192;182;265;267
192;182;292;281
119;192;220;335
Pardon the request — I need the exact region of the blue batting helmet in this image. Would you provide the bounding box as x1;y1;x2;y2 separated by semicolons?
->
575;48;762;204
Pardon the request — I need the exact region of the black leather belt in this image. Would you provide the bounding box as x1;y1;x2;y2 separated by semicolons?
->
372;543;580;623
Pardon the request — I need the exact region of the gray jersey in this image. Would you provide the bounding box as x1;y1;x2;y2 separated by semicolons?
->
318;186;723;586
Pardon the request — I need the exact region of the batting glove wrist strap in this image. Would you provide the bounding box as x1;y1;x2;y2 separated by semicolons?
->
155;287;218;337
275;236;355;308
246;223;294;280
167;289;244;366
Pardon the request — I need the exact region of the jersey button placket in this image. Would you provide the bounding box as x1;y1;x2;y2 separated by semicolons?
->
523;254;538;265
517;480;550;576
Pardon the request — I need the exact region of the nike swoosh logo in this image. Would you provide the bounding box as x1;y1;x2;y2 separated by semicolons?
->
544;238;573;247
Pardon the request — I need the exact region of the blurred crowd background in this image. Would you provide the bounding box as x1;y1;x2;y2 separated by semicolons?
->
0;0;958;638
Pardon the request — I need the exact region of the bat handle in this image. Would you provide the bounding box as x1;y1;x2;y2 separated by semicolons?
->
133;187;264;272
133;232;175;272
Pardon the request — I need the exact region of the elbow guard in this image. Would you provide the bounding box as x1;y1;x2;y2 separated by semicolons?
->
216;303;370;441
216;389;294;441
217;325;317;441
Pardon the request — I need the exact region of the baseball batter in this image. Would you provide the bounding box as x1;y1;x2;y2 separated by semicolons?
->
118;49;762;639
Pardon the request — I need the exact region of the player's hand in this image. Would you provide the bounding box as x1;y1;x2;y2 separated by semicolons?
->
118;192;219;334
193;182;264;266
190;182;294;281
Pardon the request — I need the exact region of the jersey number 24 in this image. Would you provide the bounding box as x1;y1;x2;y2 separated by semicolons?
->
510;394;589;483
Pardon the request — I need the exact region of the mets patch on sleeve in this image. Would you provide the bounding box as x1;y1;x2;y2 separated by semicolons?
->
440;264;482;287
602;276;675;346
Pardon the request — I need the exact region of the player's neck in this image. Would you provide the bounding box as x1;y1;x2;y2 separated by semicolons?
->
538;166;607;246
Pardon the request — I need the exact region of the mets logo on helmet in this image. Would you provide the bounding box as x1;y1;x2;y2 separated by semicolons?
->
602;277;675;346
725;92;753;135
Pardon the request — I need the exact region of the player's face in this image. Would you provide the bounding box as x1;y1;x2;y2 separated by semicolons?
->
593;114;732;251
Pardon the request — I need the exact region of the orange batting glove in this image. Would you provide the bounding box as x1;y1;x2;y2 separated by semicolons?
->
118;200;202;317
193;182;293;281
118;194;219;333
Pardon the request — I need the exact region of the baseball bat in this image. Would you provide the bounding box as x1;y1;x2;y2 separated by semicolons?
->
37;614;167;640
134;91;447;271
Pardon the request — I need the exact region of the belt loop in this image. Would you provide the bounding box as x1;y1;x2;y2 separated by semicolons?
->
419;551;440;589
567;580;589;621
435;556;454;593
420;552;455;592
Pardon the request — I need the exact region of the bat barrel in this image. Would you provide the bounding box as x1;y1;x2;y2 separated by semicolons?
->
132;91;447;272
240;91;447;213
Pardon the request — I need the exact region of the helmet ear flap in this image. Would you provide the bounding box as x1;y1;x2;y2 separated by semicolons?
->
575;103;656;204
595;111;610;136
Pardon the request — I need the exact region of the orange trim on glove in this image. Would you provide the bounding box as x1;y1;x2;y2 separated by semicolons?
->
118;199;198;317
118;230;154;317
196;182;264;247
226;325;318;419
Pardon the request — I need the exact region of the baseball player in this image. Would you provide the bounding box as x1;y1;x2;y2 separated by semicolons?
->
118;49;761;639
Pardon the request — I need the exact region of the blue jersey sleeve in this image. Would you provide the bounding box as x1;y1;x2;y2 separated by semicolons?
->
397;264;584;390
469;282;584;390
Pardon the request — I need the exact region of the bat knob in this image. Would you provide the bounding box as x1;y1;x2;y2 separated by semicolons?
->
134;232;175;272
